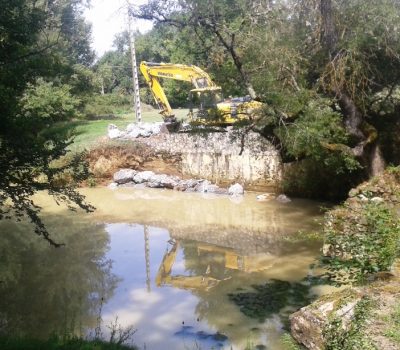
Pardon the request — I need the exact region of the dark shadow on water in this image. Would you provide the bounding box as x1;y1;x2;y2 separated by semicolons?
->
174;326;228;348
228;280;313;323
228;274;335;328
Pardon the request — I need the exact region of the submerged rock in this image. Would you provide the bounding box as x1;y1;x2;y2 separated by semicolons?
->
228;183;244;196
256;193;275;201
195;180;212;193
107;182;118;190
276;194;291;203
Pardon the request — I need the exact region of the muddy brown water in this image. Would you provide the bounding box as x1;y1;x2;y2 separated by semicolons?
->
0;187;337;349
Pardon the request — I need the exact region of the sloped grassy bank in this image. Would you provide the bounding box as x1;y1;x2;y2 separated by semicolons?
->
290;167;400;350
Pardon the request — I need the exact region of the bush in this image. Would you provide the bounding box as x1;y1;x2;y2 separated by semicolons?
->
84;93;132;118
324;202;400;282
20;78;81;121
277;98;360;175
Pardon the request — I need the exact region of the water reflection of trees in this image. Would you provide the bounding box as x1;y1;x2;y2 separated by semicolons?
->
0;213;119;339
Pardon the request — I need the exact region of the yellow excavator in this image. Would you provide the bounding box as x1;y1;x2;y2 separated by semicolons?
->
139;61;263;126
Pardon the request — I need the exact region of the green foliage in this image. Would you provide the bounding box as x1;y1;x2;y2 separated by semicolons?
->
20;79;81;121
0;0;95;245
279;333;302;350
84;94;132;118
130;0;400;198
324;203;400;282
324;297;375;350
277;97;360;174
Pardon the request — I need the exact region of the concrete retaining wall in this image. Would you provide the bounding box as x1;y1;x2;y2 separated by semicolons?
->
140;130;282;188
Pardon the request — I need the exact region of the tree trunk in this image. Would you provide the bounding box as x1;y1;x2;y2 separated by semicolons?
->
320;0;385;175
320;0;338;55
369;144;386;177
213;29;257;99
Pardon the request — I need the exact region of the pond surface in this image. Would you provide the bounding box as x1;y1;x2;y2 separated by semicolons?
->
0;187;334;349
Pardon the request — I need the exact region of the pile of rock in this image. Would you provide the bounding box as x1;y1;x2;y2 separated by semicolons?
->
110;168;245;196
108;122;164;139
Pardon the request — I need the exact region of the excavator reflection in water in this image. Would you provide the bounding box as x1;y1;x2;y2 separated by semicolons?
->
155;239;275;292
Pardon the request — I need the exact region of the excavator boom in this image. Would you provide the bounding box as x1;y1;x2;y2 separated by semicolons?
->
140;61;220;122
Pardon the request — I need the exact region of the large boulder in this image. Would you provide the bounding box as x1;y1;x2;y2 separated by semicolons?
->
290;288;363;350
147;174;180;189
195;180;212;193
228;183;244;196
125;122;164;138
108;124;125;139
133;170;155;183
113;169;137;184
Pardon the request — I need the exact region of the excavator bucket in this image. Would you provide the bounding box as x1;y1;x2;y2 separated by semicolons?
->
160;120;181;133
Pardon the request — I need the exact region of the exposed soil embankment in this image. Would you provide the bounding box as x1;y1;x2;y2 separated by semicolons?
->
86;141;183;185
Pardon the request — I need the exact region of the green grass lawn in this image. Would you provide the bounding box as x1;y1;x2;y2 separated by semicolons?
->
65;108;189;152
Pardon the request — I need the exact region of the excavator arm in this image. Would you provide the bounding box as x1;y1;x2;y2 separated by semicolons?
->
139;61;221;122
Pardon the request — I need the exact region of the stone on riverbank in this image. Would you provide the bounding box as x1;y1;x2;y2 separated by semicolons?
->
108;122;163;140
113;169;137;184
111;169;244;196
290;288;364;350
228;183;244;196
126;122;163;138
108;124;125;139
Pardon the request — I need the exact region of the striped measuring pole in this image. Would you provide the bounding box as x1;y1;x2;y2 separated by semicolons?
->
129;16;142;123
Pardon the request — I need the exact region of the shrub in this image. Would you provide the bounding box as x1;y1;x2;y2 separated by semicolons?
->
324;202;400;282
84;93;132;118
20;78;81;121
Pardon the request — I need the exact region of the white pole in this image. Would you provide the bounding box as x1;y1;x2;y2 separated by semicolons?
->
128;15;142;123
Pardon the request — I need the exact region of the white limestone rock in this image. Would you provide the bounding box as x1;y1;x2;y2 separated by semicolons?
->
108;124;125;139
113;169;137;184
276;194;291;203
228;183;244;196
108;182;118;190
133;171;155;183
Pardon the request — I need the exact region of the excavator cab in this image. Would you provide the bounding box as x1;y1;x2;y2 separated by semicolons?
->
188;87;225;120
